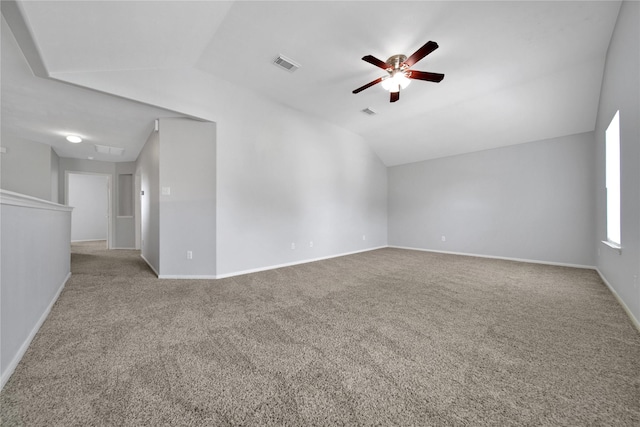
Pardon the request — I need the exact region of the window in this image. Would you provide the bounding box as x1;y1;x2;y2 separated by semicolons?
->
605;111;620;246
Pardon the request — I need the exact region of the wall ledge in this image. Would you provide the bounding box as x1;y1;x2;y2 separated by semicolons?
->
0;189;72;212
600;240;622;254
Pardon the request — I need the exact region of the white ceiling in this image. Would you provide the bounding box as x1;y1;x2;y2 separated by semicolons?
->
1;14;188;162
1;1;621;166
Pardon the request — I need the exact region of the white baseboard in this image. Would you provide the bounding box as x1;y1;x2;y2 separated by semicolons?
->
596;269;640;333
71;239;107;243
159;274;217;279
147;247;387;280
215;246;388;280
388;245;596;270
1;272;71;391
140;254;159;277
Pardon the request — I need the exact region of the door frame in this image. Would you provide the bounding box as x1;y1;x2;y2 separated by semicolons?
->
135;173;141;250
65;171;112;249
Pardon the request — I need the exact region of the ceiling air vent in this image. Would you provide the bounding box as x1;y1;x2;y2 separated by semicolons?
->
273;54;300;72
362;107;377;116
95;144;125;156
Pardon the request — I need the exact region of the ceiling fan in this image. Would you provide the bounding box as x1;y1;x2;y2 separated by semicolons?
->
352;41;445;103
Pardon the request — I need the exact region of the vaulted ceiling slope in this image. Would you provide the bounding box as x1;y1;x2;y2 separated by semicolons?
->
3;1;621;166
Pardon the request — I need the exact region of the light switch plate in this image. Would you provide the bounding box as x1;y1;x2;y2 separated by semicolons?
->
162;187;171;196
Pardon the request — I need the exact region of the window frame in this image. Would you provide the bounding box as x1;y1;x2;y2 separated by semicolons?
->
604;110;621;250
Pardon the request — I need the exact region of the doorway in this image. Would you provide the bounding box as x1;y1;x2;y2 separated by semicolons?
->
65;172;111;249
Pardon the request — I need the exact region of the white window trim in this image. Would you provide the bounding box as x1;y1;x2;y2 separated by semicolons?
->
601;240;622;254
605;110;621;246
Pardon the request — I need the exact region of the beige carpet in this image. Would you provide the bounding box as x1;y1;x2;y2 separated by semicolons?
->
1;242;639;426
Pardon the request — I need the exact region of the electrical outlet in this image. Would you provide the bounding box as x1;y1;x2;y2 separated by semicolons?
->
291;243;295;250
187;251;193;260
362;235;366;241
441;236;446;242
310;241;314;247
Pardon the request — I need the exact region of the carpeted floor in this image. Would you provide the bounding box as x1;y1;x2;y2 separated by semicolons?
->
1;242;639;426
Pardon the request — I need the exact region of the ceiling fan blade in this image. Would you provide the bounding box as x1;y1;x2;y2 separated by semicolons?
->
362;55;390;70
390;91;400;103
407;70;445;83
403;41;439;67
352;77;384;94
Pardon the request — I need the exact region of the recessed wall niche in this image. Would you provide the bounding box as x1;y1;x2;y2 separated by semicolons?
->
118;174;134;217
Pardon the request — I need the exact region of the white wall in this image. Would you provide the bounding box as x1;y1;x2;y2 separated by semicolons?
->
1;190;72;389
594;0;640;326
67;173;109;242
0;134;56;201
388;132;596;267
159;118;216;277
136;129;160;274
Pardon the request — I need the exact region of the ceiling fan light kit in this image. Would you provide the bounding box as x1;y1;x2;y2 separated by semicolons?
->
353;41;445;103
380;71;411;92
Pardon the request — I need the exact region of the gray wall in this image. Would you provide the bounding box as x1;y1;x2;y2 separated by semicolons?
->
50;149;59;204
136;129;160;273
135;94;386;278
388;132;596;267
216;99;388;276
67;173;109;242
0;134;56;201
159;118;216;277
1;191;72;388
594;0;640;325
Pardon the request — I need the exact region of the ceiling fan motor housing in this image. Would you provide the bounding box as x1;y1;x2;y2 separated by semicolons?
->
386;54;408;71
